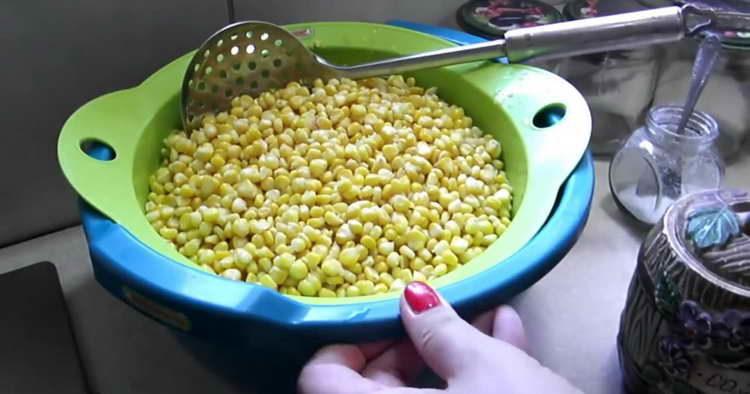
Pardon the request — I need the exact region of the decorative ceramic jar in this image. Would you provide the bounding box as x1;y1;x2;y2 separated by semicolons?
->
619;189;750;394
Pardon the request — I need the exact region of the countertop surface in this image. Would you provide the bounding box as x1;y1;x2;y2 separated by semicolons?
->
2;151;748;394
4;1;748;392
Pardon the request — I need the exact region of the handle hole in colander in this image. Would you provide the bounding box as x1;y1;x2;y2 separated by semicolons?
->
533;104;566;129
80;139;115;161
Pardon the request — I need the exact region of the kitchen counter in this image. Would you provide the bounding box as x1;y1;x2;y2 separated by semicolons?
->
1;150;748;394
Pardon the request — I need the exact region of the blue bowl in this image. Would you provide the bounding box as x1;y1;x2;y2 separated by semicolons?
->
79;151;593;359
76;23;595;361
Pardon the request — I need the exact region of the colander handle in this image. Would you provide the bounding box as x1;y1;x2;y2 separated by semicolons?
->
58;88;152;235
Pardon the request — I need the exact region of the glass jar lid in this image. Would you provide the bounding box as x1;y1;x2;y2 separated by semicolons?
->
563;0;599;20
457;0;563;38
564;0;651;20
635;0;674;7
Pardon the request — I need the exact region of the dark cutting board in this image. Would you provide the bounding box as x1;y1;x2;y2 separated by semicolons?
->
0;262;89;394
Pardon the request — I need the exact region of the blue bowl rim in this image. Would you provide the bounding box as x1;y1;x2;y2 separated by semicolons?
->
80;150;593;338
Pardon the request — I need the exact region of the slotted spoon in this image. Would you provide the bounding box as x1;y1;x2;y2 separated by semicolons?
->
181;5;750;131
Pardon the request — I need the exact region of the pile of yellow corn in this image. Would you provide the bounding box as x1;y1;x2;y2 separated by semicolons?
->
145;75;512;298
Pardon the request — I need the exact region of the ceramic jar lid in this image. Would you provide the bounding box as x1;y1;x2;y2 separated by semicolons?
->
456;0;563;39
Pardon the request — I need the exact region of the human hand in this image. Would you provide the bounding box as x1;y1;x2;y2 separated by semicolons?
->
298;281;581;394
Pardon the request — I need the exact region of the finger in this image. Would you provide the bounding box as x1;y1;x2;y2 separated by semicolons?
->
400;281;492;381
378;388;445;394
470;309;497;336
376;389;444;394
492;305;528;352
298;345;384;394
308;344;367;371
359;340;395;361
362;338;425;387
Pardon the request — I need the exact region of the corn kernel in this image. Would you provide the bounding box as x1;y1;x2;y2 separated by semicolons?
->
159;227;178;240
269;266;288;284
289;260;309;280
274;253;295;270
339;247;360;268
346;285;361;297
319;288;337;297
221;268;242;281
258;274;277;289
322;259;343;276
405;229;428;251
450;237;470;255
355;280;376;295
183;239;201;257
298;279;317;296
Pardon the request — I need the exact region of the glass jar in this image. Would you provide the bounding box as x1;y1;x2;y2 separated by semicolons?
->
609;105;725;225
560;0;662;156
654;36;750;160
652;0;750;160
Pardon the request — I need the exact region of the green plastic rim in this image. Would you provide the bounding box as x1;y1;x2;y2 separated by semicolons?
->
58;22;591;305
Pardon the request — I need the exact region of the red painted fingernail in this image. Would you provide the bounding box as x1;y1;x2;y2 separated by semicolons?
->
404;281;441;314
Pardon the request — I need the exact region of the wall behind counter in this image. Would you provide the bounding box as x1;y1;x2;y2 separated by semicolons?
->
0;0;465;246
0;1;225;246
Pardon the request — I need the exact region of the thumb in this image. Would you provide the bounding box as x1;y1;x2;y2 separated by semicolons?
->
400;281;492;381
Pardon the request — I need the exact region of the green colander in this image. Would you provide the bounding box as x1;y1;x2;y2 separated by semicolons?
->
58;22;590;306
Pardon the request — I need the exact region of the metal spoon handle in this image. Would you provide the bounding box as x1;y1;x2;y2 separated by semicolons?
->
676;34;722;134
337;7;685;79
339;40;508;79
504;6;684;62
